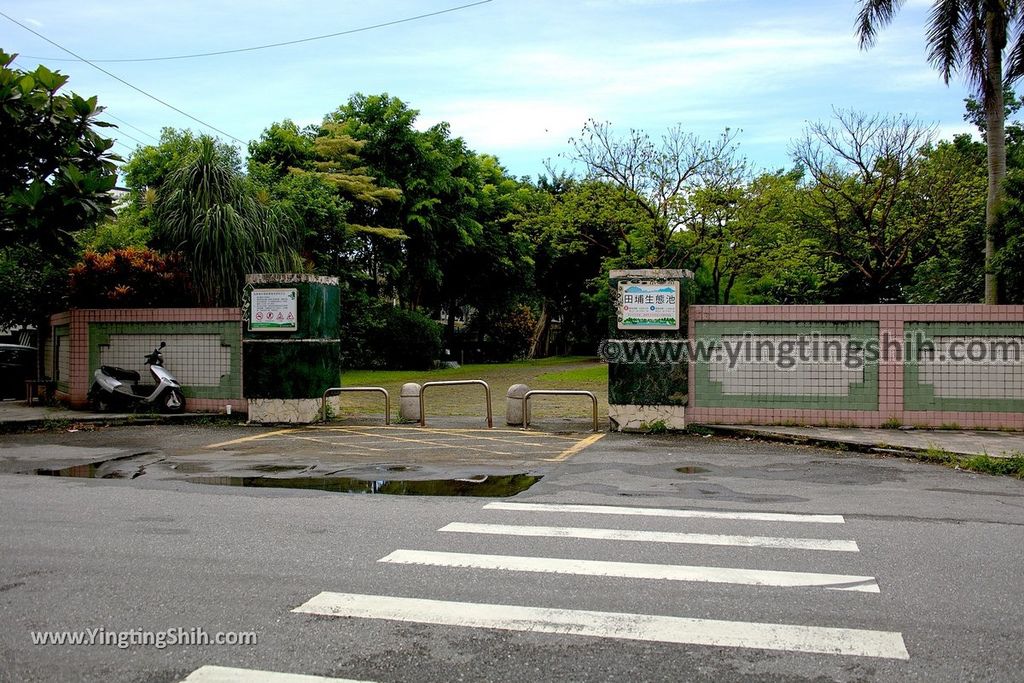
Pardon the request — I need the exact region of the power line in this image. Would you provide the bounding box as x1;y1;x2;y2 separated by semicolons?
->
11;55;154;149
101;122;147;148
16;0;493;63
1;11;246;144
103;112;160;142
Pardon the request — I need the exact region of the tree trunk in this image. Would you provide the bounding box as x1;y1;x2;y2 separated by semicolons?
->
985;14;1006;305
528;300;552;359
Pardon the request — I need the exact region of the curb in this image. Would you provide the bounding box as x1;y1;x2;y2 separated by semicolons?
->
696;424;923;458
0;413;243;434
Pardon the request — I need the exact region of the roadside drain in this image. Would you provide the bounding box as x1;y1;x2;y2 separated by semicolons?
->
186;473;542;497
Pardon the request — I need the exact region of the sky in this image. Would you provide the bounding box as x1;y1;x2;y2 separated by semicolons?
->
2;0;981;180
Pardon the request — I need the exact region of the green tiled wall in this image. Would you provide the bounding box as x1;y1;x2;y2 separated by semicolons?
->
904;322;1024;412
693;321;880;410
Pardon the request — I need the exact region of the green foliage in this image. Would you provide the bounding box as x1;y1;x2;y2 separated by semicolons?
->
0;52;118;325
67;248;193;308
0;245;71;329
365;306;443;371
482;304;537;362
0;52;119;255
151;137;304;306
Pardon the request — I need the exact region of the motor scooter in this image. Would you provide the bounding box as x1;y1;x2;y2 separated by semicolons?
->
88;342;186;413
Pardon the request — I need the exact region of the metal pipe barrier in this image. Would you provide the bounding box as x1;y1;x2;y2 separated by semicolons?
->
522;390;599;432
419;380;492;428
321;387;391;425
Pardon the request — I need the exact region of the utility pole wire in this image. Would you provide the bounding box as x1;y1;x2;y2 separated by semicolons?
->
16;0;493;63
2;10;245;144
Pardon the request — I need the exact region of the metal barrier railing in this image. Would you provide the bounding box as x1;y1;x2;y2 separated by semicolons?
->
321;386;391;425
420;380;492;428
522;390;599;432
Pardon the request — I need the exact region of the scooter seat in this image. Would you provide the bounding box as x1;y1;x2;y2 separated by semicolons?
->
101;366;140;383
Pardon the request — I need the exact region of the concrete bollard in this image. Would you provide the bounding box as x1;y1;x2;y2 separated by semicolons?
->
506;383;529;426
399;382;422;422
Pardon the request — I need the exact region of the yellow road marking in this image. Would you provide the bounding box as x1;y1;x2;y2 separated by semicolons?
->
312;425;581;440
326;426;523;457
289;435;385;452
204;428;298;450
545;433;606;462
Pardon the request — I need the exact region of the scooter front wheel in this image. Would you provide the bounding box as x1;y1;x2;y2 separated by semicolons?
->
160;388;186;414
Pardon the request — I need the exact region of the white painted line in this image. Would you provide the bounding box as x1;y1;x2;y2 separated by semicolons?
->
179;665;372;683
292;592;909;660
440;522;859;552
484;502;845;524
379;549;879;592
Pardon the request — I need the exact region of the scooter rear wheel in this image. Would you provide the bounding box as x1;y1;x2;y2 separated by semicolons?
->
89;384;114;413
160;388;186;414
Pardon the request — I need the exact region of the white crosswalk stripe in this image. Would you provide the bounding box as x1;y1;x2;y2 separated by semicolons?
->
291;501;906;662
179;665;373;682
293;592;909;660
484;501;846;524
379;548;880;592
439;521;860;551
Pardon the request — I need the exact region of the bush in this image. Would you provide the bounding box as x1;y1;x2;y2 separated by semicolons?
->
486;304;537;361
67;247;194;308
366;306;442;370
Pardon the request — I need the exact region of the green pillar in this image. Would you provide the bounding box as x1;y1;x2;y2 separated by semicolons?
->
605;269;692;431
243;274;341;423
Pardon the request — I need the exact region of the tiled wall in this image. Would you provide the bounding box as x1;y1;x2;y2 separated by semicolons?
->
687;305;1024;429
48;308;245;413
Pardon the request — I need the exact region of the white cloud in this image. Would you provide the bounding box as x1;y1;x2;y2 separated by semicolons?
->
419;99;589;150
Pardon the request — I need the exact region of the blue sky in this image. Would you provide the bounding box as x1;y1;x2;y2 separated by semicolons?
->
3;0;980;180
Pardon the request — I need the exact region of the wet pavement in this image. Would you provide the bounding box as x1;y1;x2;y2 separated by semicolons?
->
0;422;597;497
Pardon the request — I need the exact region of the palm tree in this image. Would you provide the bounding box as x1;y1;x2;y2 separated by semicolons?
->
856;0;1024;304
153;137;303;306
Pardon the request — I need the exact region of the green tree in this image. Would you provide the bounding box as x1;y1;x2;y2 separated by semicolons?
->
568;119;738;267
791;109;937;302
0;51;119;326
151;137;303;306
856;0;1024;303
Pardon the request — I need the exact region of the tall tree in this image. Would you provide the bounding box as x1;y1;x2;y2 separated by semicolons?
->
791;109;937;302
856;0;1024;303
152;137;302;306
0;51;119;327
568;120;738;267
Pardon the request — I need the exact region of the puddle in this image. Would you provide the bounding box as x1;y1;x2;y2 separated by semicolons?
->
675;466;710;474
187;473;542;497
34;463;126;479
251;465;305;473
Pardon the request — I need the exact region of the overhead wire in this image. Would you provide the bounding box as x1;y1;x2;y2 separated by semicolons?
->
12;56;172;150
14;0;493;63
1;10;246;144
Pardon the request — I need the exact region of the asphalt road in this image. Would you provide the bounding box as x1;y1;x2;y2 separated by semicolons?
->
1;427;1023;682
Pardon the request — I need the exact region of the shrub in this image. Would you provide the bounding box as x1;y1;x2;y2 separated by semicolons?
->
67;247;194;308
366;306;442;370
484;304;537;362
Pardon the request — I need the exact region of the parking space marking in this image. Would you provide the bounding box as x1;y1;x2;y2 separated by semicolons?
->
204;429;299;450
546;433;605;462
322;426;537;457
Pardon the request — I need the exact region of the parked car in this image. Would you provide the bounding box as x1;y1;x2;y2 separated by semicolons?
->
0;344;36;399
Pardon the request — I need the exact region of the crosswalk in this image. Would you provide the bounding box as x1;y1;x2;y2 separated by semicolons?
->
296;500;907;660
181;499;908;681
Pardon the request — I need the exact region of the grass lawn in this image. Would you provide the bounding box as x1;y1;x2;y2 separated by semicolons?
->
331;356;608;427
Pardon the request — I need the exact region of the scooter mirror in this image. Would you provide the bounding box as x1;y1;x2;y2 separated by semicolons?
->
159;341;166;349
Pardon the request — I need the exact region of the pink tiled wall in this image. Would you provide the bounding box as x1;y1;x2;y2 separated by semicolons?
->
687;305;1024;430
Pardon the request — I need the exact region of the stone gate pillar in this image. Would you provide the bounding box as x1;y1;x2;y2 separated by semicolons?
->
605;269;692;431
242;274;341;423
